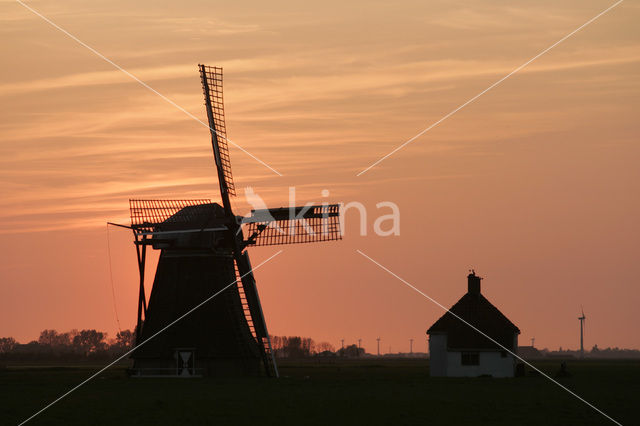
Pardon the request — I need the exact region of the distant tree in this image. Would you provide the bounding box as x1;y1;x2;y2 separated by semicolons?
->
316;342;335;353
283;336;304;358
38;330;72;348
0;337;17;353
72;330;107;356
38;329;58;346
270;336;316;358
337;344;364;358
57;332;72;347
113;330;134;352
301;337;315;356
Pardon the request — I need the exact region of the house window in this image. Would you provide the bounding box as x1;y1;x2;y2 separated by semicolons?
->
461;352;479;365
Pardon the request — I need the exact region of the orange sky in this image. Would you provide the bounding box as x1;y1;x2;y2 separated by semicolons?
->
1;0;638;353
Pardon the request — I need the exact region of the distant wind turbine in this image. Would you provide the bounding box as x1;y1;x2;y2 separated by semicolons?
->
578;306;586;358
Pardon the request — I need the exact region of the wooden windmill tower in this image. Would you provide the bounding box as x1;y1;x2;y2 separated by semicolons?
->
121;65;341;377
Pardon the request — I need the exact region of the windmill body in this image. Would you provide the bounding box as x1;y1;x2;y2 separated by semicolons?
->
124;66;341;377
131;202;262;376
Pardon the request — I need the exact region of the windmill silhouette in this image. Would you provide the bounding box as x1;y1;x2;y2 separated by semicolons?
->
578;306;586;358
117;65;341;377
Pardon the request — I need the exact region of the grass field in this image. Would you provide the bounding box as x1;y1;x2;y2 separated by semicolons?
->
2;358;637;425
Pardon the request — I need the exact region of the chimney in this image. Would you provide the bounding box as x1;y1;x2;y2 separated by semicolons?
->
468;270;481;294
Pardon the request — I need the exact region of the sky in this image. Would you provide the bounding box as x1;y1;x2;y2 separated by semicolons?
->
0;0;638;353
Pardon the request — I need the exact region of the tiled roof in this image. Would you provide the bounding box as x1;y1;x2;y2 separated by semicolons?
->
427;292;520;351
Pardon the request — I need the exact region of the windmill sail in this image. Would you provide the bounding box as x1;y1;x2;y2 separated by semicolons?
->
243;204;341;246
199;65;235;196
233;252;279;377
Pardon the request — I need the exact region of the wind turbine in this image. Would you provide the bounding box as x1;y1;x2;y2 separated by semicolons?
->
578;306;586;358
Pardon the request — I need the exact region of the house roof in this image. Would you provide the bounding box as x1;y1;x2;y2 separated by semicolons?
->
517;346;543;359
427;291;520;351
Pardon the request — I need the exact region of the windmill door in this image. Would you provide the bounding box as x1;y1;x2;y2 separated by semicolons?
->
175;348;195;376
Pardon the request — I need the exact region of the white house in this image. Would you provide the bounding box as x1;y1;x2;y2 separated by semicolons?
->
427;271;520;378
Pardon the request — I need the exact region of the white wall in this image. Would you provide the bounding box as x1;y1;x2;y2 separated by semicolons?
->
445;350;515;378
428;334;447;377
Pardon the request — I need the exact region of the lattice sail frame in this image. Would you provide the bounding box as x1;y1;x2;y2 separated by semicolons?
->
199;65;235;196
129;199;213;233
243;204;341;246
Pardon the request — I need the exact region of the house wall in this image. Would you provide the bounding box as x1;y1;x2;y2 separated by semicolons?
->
445;350;515;377
428;334;447;377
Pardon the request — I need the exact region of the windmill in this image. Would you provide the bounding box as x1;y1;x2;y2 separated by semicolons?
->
115;65;341;377
578;306;586;358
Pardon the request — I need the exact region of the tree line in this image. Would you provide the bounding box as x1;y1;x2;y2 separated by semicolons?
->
542;345;640;359
0;330;365;362
0;329;134;362
269;336;364;358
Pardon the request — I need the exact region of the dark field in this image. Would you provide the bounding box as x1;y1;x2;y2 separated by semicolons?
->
2;359;638;425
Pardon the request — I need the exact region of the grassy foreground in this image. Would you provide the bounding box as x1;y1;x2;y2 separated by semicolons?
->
1;358;637;425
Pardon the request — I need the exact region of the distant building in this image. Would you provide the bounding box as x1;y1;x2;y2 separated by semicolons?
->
517;346;543;360
427;271;520;377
